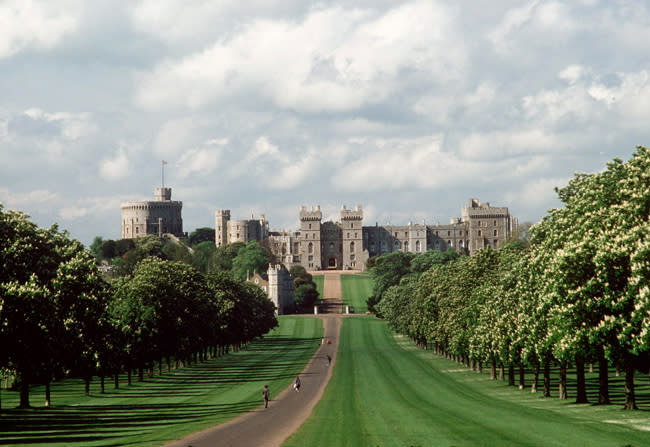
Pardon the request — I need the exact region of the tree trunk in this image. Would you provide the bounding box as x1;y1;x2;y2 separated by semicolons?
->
127;369;132;386
624;363;638;410
490;358;496;380
559;363;568;400
499;364;505;381
158;358;162;376
478;361;483;374
575;355;588;404
166;357;171;373
44;382;51;407
19;375;30;408
531;364;539;393
597;349;610;405
518;366;525;390
543;361;551;397
100;373;105;394
138;367;144;382
114;372;119;389
508;365;515;386
84;377;91;397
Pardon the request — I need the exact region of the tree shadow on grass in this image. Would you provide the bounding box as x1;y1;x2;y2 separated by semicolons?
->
0;401;259;446
0;333;323;446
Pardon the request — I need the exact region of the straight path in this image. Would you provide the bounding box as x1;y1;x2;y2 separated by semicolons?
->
163;314;341;447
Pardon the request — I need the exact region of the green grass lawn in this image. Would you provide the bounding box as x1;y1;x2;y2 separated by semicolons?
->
312;274;324;300
340;273;373;313
0;316;323;447
284;316;650;447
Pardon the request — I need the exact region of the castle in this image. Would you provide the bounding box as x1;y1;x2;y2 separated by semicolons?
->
120;187;185;239
248;264;295;315
215;198;517;271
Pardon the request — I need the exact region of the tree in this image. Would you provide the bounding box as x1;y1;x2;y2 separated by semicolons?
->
231;241;270;281
367;250;414;313
189;227;215;246
0;206;106;408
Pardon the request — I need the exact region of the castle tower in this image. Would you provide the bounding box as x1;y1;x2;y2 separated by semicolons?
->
120;187;183;239
215;209;230;247
299;205;323;270
341;204;363;270
462;198;513;255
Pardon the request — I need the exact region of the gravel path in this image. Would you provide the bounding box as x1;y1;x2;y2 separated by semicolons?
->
163;273;346;447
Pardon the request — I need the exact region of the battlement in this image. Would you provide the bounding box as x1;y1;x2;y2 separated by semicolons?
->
300;205;323;221
340;204;363;221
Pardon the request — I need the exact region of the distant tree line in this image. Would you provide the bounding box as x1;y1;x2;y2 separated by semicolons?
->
0;215;277;410
373;146;650;410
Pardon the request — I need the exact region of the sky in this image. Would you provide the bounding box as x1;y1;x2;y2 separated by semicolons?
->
1;0;650;246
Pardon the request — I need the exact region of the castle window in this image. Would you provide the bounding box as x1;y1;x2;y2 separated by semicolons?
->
350;254;355;261
493;240;498;248
355;232;357;238
308;255;313;261
416;240;421;252
448;240;451;246
478;230;482;237
350;241;355;252
404;241;409;251
351;223;354;228
308;242;313;254
494;220;497;226
309;223;312;229
405;232;408;237
494;230;498;236
347;233;350;238
394;240;400;250
135;227;139;234
329;242;335;253
447;231;451;236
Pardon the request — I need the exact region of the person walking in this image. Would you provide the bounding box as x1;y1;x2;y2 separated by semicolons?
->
294;376;301;393
327;354;331;366
262;384;270;408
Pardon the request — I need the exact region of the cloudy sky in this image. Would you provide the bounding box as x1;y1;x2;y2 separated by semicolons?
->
2;0;649;246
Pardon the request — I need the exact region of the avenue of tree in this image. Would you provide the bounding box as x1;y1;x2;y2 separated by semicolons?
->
0;216;282;410
374;146;650;410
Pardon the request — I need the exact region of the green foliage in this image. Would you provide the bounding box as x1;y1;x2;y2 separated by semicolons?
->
231;241;270;281
188;227;215;246
294;283;319;309
0;205;107;407
212;241;245;272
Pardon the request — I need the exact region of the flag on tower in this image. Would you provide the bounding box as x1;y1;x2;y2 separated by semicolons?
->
162;160;168;165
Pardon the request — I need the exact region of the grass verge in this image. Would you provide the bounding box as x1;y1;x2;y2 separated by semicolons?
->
340;273;373;313
0;316;323;447
284;316;650;447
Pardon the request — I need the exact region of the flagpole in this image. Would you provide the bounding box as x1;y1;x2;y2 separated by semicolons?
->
162;160;165;188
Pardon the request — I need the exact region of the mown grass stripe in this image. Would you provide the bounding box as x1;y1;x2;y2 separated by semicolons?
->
284;317;650;447
0;316;323;447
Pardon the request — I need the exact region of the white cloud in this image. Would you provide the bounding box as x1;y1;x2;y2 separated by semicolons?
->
458;130;563;160
135;1;465;112
58;196;119;221
177;147;222;178
0;0;80;59
0;188;60;208
331;135;484;191
100;148;129;180
505;176;569;208
558;65;586;85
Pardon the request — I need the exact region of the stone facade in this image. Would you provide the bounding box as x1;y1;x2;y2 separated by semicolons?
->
249;264;294;315
215;210;268;247
120;187;185;239
216;198;516;271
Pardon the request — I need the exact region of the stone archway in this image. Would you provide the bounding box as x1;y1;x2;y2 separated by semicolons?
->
327;256;337;269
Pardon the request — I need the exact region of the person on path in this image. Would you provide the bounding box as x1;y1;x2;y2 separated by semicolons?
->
327;354;331;366
262;384;270;408
294;376;301;392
